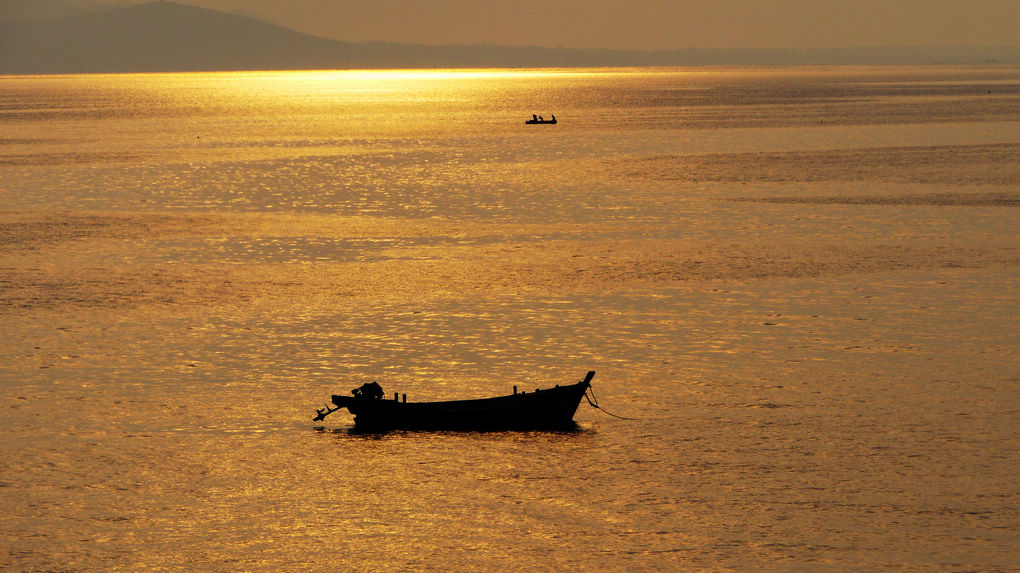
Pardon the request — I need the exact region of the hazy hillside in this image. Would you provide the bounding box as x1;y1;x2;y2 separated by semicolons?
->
0;0;115;22
1;1;1017;74
0;1;373;73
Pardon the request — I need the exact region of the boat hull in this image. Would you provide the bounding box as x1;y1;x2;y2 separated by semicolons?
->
331;372;593;431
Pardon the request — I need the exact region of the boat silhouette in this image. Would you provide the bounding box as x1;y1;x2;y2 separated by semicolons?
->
314;371;594;431
525;114;557;125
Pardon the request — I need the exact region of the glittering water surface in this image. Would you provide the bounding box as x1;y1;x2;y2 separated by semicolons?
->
1;66;1019;571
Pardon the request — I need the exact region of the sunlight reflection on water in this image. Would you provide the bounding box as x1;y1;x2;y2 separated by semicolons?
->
1;66;1018;571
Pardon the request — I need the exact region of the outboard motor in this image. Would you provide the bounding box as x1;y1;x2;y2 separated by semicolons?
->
352;381;384;400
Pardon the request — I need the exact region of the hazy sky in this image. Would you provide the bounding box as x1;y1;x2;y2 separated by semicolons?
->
110;0;1020;50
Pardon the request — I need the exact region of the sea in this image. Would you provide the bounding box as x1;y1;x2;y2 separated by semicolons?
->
1;65;1018;571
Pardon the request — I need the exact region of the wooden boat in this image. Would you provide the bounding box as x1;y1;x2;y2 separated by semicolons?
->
314;371;594;431
525;114;557;124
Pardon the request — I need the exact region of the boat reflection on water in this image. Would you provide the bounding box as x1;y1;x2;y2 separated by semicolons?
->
314;371;594;431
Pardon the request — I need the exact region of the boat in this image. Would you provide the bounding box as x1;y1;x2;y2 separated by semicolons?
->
525;114;557;125
313;371;595;431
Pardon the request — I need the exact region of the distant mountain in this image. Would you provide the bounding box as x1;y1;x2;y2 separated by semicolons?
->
1;1;1017;74
0;0;118;22
0;1;370;73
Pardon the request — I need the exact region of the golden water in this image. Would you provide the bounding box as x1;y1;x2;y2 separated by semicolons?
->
2;66;1018;570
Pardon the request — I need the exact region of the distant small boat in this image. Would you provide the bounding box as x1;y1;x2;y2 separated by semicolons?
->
314;371;594;431
525;114;557;125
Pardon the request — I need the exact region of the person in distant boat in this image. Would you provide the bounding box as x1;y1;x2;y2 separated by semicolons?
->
532;114;538;121
550;114;556;122
539;116;544;121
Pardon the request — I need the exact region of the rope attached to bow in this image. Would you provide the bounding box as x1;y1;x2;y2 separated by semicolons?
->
584;385;636;420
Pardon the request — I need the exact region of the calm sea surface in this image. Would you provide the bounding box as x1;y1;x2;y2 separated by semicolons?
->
1;66;1018;571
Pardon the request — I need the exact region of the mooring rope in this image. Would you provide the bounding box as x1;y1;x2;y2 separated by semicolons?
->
584;385;636;421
